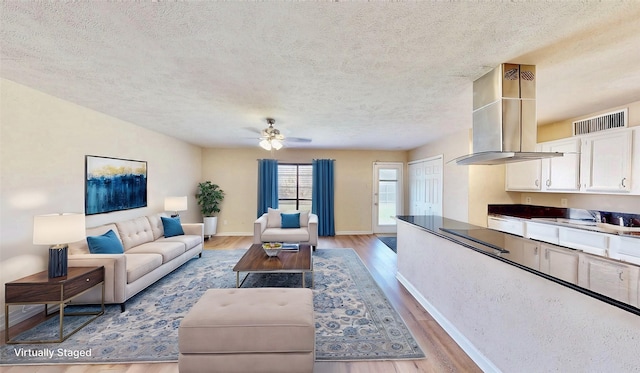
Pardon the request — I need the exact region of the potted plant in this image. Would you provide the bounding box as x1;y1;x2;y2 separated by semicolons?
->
195;181;225;237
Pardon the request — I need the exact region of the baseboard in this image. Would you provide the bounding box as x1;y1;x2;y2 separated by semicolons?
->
335;230;373;235
396;273;501;373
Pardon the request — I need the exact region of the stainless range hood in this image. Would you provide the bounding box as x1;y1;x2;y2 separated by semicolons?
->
454;64;563;165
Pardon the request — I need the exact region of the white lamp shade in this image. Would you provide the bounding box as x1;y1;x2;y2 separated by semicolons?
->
271;139;283;150
259;139;272;150
33;213;86;245
165;196;188;212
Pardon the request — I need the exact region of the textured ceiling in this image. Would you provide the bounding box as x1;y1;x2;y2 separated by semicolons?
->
2;2;640;150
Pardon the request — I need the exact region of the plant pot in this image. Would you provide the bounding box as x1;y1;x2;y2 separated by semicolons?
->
203;216;218;237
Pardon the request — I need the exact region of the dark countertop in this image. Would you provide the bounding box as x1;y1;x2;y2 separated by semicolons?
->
396;215;640;316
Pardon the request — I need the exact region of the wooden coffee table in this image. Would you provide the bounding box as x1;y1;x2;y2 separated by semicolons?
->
233;244;313;288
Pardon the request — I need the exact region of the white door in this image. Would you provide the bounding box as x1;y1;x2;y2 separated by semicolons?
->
373;162;403;234
409;156;443;216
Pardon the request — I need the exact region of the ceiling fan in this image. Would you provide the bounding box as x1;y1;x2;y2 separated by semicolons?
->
257;118;311;150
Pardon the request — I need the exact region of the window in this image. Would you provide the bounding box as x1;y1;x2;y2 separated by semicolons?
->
278;164;312;211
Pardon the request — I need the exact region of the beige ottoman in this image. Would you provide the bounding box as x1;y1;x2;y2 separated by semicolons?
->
179;288;315;373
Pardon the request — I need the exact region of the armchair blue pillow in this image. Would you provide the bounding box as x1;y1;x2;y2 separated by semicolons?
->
87;229;125;254
162;216;185;237
281;212;301;229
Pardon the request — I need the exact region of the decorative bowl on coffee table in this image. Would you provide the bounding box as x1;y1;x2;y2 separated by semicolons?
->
262;242;283;257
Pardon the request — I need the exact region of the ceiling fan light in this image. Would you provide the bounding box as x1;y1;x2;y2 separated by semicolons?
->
271;139;283;150
259;139;272;150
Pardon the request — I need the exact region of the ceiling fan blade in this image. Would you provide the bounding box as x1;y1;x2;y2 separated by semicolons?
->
286;137;312;143
242;127;263;135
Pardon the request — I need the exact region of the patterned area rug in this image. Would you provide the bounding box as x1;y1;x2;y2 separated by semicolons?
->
1;248;424;365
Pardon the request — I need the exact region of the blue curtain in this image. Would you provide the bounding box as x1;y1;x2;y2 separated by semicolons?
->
312;159;335;236
257;159;278;217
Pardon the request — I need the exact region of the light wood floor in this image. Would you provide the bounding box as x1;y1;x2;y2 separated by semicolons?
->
3;235;481;373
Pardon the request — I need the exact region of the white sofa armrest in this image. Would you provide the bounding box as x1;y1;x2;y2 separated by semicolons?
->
253;214;268;244
68;254;126;304
308;213;319;246
182;223;204;241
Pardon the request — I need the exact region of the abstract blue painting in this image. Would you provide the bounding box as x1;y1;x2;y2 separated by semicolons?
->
85;155;147;215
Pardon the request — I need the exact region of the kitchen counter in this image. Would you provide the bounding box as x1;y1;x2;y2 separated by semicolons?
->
395;216;640;372
489;213;640;238
396;215;640;316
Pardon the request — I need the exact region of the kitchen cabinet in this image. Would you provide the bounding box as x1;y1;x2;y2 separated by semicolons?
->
580;129;632;193
505;235;540;270
505;158;541;191
578;253;639;307
487;215;524;236
505;138;580;192
539;243;580;284
609;235;640;265
558;226;609;257
541;138;581;192
525;221;559;245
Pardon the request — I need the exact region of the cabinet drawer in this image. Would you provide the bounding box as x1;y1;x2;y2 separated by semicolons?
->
559;227;609;257
609;236;640;265
63;267;104;299
488;216;524;236
525;222;559;244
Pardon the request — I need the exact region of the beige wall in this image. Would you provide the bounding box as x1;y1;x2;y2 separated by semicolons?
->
201;147;407;235
0;79;202;318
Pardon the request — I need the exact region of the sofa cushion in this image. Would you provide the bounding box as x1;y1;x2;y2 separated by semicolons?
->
162;216;185;237
126;241;186;263
261;228;310;243
69;223;121;255
126;253;163;283
87;229;125;254
281;213;301;229
146;212;169;240
116;216;155;251
157;235;202;251
267;208;282;228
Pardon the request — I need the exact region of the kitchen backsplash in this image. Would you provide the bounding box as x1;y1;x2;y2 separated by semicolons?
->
488;204;640;228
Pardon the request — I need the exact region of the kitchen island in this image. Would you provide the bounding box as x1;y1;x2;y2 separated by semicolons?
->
396;215;640;373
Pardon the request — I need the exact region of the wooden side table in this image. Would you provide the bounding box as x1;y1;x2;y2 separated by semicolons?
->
4;266;105;344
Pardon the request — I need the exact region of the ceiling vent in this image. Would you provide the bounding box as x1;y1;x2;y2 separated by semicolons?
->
573;108;628;136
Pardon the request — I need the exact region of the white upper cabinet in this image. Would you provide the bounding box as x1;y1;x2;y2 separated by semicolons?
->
505;158;541;191
541;138;581;192
580;129;632;193
506;127;639;195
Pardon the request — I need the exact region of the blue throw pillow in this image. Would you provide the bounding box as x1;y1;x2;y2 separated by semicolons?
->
162;216;185;237
87;229;125;254
281;213;301;229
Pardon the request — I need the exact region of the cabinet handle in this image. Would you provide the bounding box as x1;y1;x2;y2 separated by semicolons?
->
535;179;539;187
621;178;627;188
546;179;551;187
619;270;624;281
545;249;549;260
86;278;90;282
534;247;538;256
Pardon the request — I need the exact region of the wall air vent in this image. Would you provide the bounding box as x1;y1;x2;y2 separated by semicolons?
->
573;108;628;136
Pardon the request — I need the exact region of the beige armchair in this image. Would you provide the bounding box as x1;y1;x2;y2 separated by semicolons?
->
253;208;318;250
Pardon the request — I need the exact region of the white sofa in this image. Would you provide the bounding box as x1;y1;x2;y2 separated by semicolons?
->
68;212;203;311
253;208;318;250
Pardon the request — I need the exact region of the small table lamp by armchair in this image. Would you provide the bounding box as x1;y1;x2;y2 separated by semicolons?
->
33;213;86;278
165;196;187;217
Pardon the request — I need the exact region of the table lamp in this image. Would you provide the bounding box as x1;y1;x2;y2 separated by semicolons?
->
165;196;187;217
33;213;86;278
